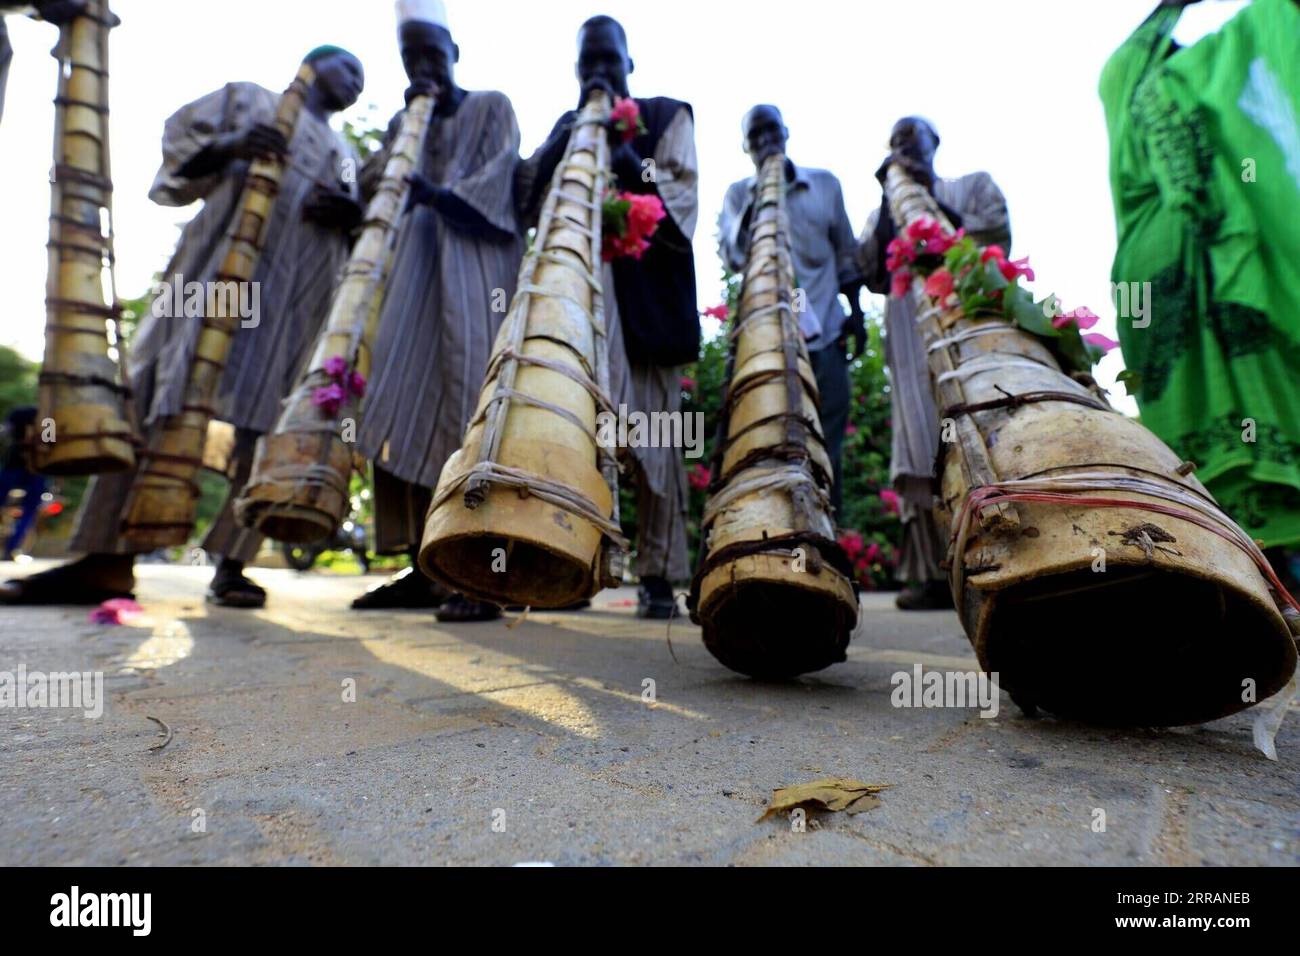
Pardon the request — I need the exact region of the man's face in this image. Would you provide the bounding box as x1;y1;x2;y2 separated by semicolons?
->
576;23;631;97
744;106;788;168
400;21;456;90
890;118;938;167
313;53;365;112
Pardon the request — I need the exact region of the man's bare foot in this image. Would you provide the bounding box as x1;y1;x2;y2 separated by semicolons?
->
0;553;135;605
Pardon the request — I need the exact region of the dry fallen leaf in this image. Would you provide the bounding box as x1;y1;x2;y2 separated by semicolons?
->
757;778;890;821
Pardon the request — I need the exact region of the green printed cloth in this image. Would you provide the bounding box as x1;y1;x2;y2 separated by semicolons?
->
1100;0;1300;548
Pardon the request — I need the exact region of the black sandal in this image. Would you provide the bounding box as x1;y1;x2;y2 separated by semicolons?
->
636;577;680;619
435;594;501;623
206;574;267;609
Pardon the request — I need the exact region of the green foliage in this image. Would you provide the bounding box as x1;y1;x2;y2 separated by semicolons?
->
0;345;38;419
836;311;899;590
1116;368;1142;396
897;225;1108;374
115;291;153;349
341;106;387;163
191;469;229;542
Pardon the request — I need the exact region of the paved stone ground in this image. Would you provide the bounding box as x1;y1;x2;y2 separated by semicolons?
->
1;560;1296;866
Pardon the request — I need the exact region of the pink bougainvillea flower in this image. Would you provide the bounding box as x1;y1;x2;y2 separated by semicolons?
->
885;236;916;271
679;375;696;391
323;355;348;379
602;192;665;261
845;422;858;436
924;227;964;256
312;382;347;416
702;303;729;321
347;370;367;399
1052;306;1101;331
88;597;144;626
610;97;639;125
863;542;883;564
627;193;666;235
598;189;660;261
905;217;943;244
610;96;644;144
890;270;913;298
879;488;901;515
688;463;711;491
980;245;1006;264
837;530;864;560
998;256;1035;282
923;268;955;300
1082;332;1119;353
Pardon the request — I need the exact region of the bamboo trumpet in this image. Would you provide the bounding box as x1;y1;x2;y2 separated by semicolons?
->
34;0;136;475
118;61;315;549
884;164;1297;726
419;90;625;608
687;153;858;678
235;94;437;543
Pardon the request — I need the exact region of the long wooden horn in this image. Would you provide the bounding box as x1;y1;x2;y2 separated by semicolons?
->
884;163;1298;726
418;90;625;608
34;0;136;475
117;61;316;549
234;94;437;543
688;152;859;678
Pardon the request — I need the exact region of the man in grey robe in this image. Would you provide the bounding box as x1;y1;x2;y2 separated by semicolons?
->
857;116;1010;610
348;4;524;622
718;104;864;519
514;14;700;619
1;47;365;607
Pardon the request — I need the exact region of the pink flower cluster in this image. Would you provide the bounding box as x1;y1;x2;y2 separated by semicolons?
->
917;245;1038;308
701;303;729;321
602;192;666;261
610;96;646;144
886;218;966;297
879;488;900;516
1053;306;1119;353
979;244;1035;283
838;529;887;585
688;463;711;491
312;355;367;417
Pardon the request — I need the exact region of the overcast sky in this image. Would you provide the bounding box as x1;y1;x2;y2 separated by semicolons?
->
0;0;1250;413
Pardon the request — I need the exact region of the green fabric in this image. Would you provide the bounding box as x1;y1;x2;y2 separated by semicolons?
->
1100;0;1300;549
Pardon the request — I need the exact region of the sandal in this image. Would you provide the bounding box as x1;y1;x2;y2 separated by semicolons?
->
206;574;267;609
435;594;502;623
636;577;680;620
